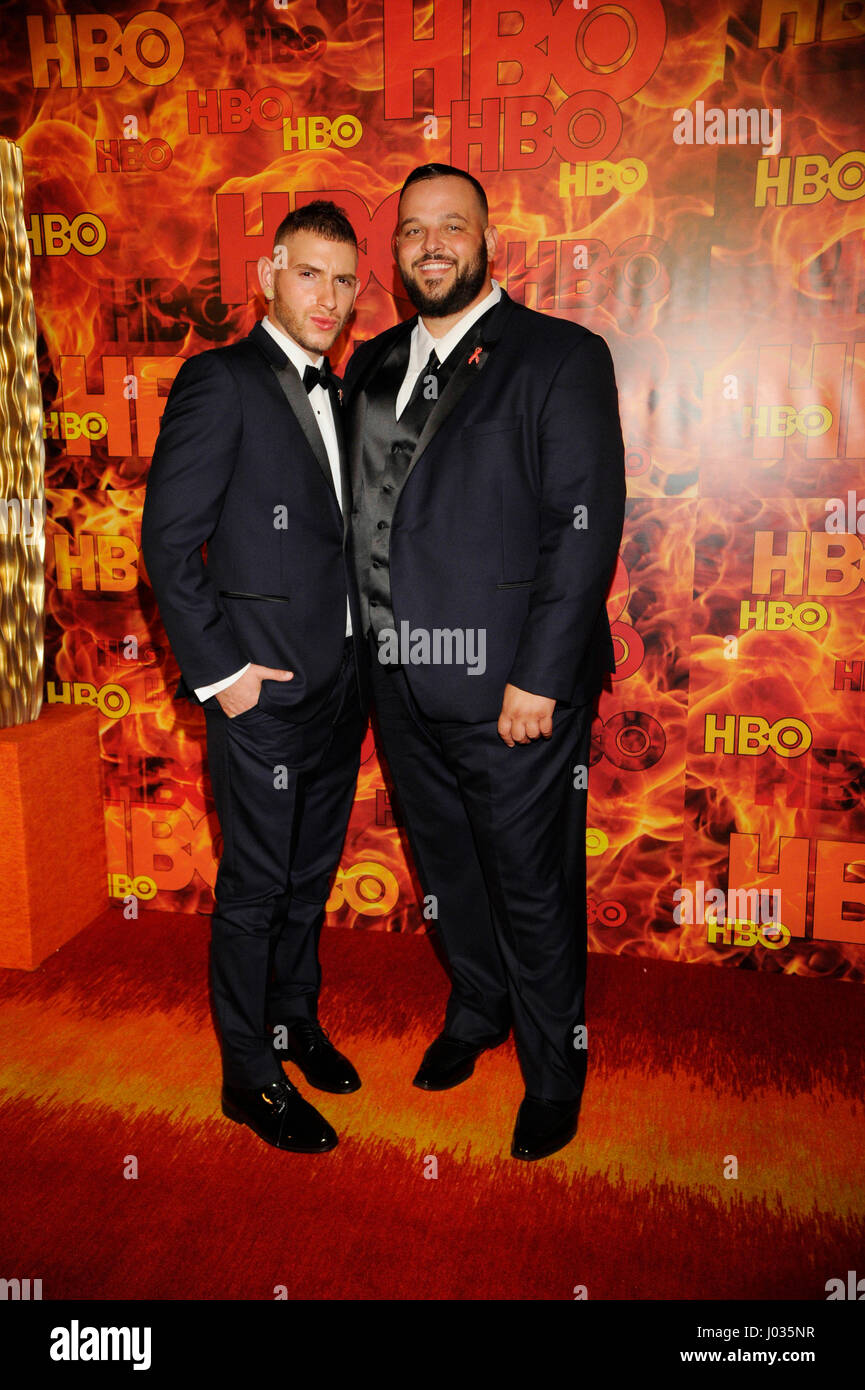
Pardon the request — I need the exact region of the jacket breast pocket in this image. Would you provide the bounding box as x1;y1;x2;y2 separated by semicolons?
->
460;416;522;438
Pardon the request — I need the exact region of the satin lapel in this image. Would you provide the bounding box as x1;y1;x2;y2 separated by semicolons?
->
348;388;367;499
407;347;491;475
269;361;335;495
348;323;413;492
328;377;351;536
406;292;518;478
351;317;416;400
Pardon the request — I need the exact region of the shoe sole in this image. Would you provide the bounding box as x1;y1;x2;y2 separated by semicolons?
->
297;1076;362;1095
412;1059;476;1091
221;1100;338;1153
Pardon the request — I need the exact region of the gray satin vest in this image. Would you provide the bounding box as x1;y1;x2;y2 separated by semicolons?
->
354;337;452;639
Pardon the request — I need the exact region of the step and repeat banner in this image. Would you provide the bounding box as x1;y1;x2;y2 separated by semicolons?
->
1;0;863;979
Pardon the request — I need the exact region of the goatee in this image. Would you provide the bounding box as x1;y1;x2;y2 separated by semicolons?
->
402;241;489;317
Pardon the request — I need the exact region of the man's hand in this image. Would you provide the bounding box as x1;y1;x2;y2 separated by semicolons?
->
216;663;293;717
497;683;556;747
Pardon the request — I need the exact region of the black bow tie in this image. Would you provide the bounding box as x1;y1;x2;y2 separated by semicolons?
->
302;360;331;393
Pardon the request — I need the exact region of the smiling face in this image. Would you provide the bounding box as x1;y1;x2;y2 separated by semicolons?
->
394;175;498;324
257;229;358;360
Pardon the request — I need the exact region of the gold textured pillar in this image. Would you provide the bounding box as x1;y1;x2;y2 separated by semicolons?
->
0;138;44;727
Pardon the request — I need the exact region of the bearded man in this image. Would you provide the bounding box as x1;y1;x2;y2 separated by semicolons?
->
344;164;626;1160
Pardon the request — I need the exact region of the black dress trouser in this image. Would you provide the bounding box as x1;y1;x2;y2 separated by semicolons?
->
370;641;593;1104
203;641;365;1088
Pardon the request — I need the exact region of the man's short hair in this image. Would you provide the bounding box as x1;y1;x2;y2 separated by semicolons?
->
273;200;357;250
399;164;489;221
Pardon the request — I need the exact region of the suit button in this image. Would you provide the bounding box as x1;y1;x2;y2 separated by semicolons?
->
381;484;393;494
377;520;388;529
372;560;382;569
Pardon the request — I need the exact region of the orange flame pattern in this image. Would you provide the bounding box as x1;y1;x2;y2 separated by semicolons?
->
2;1;863;979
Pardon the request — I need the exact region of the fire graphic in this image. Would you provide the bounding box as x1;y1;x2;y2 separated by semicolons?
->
1;1;862;976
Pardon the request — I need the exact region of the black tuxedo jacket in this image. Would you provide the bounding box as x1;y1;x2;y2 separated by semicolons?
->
343;290;626;722
141;321;362;722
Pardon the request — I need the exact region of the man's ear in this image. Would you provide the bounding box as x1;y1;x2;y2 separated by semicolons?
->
257;255;275;301
484;224;499;259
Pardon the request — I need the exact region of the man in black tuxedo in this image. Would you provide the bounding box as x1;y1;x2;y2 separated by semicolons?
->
345;165;626;1160
141;202;367;1154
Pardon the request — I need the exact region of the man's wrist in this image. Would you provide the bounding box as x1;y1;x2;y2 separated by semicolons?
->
195;663;251;702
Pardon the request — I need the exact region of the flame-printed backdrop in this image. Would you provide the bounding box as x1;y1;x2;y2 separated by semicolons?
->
1;0;864;980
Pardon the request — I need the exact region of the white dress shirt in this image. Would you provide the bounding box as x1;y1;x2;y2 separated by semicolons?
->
395;278;502;419
195;315;350;702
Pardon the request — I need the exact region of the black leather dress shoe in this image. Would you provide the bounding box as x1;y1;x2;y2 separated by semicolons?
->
221;1077;338;1152
412;1032;506;1091
511;1095;581;1161
272;1020;361;1094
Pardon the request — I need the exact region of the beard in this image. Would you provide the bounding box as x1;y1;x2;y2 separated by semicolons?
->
401;240;489;317
271;296;345;356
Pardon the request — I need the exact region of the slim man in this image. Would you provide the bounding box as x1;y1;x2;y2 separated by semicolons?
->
142;202;367;1153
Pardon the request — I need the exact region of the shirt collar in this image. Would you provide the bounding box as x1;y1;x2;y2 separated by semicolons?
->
412;278;502;371
261;315;323;378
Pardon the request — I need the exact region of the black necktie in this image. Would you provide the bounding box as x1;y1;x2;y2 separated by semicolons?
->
400;347;440;423
303;359;331;393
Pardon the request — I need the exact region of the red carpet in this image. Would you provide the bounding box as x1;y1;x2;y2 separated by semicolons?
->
0;911;861;1300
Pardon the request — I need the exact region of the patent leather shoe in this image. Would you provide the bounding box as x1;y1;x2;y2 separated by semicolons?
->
273;1020;361;1094
412;1032;506;1091
221;1076;337;1152
511;1095;581;1161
